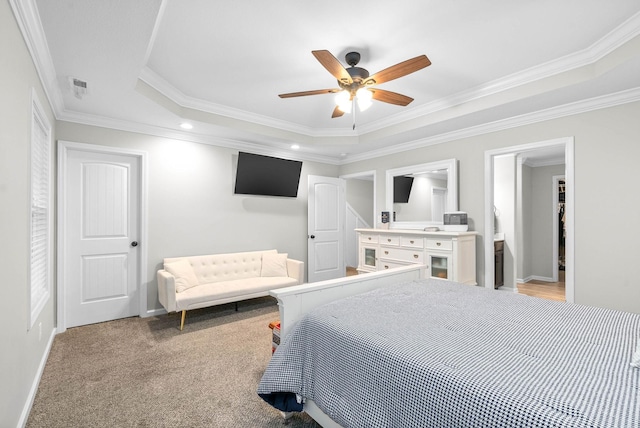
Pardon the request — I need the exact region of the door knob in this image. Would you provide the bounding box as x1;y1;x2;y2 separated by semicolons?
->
309;235;316;239
131;241;138;247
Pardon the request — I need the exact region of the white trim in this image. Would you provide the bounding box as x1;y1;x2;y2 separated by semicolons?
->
9;0;65;117
17;326;56;428
56;141;149;332
146;307;167;317
56;109;342;165
53;86;640;167
141;0;168;65
344;87;640;164
564;140;575;303
519;275;556;284
484;138;574;303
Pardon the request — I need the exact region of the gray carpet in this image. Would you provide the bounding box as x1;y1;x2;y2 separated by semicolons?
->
27;298;321;427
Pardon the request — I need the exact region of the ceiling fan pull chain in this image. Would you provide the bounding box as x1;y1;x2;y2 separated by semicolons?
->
352;98;356;130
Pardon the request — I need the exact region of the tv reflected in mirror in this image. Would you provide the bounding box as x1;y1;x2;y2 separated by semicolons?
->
393;176;414;203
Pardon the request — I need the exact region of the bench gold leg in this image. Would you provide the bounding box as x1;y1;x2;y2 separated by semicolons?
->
180;310;186;331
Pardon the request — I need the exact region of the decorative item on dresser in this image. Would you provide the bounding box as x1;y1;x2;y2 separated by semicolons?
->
356;228;477;285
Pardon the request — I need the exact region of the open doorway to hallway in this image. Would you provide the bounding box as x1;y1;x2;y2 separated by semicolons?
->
516;174;566;302
485;137;574;303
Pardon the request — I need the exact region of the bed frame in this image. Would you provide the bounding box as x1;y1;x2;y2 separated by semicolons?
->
269;265;425;427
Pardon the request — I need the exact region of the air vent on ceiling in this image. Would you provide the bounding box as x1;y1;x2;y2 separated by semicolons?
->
69;77;88;99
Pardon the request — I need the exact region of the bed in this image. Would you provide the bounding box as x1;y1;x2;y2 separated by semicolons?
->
258;266;640;427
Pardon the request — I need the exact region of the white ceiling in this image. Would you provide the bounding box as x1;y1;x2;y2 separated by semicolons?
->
25;0;640;163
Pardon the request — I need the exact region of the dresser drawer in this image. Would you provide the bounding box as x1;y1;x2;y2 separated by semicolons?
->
380;235;400;246
379;260;410;270
380;247;424;263
426;239;453;251
400;236;424;248
360;234;379;244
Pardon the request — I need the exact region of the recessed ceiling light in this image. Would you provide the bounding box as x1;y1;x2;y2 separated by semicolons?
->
291;144;300;150
179;122;193;130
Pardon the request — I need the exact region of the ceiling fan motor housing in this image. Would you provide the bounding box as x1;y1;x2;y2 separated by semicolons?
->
345;51;361;66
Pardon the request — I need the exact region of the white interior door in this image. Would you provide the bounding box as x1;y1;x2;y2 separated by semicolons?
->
62;147;140;328
308;175;345;283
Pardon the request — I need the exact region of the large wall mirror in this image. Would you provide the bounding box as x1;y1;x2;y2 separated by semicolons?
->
385;159;458;229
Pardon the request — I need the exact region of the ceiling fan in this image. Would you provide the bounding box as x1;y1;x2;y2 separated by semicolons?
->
279;50;431;119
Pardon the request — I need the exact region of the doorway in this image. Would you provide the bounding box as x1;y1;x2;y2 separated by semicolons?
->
57;141;147;332
484;137;574;303
341;171;376;276
553;176;566;282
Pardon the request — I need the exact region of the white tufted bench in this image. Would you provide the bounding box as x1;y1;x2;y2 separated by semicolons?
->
157;249;303;330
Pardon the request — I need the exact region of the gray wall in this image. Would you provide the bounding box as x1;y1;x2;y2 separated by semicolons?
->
528;164;566;280
345;177;374;226
1;1;57;425
55;121;339;311
339;101;640;314
518;164;532;281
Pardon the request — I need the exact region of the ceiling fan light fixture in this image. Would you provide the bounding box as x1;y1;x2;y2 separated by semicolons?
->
356;88;373;111
335;90;352;113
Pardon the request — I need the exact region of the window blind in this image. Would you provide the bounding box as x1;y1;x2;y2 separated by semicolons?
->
30;92;51;328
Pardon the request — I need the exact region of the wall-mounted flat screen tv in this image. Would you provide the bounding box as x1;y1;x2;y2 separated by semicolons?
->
234;152;303;197
394;176;414;203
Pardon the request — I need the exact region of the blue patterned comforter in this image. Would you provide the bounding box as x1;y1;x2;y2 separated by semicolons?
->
258;279;640;427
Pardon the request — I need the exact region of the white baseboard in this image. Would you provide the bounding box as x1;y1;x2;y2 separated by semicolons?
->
18;327;56;428
520;275;554;283
143;307;167;318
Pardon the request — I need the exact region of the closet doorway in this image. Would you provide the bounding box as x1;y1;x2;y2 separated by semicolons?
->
553;176;566;282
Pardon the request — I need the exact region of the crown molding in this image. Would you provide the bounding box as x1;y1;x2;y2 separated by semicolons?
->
138;67;356;138
355;11;640;136
9;0;65;117
14;1;640;166
340;87;640;164
56;109;342;165
140;11;640;138
55;85;640;167
522;158;565;168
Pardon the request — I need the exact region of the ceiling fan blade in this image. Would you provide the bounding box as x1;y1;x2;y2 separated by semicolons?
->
312;50;352;84
331;106;345;118
366;55;431;85
370;89;414;106
279;88;340;98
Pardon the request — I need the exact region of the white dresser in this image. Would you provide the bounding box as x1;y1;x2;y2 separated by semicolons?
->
356;228;478;285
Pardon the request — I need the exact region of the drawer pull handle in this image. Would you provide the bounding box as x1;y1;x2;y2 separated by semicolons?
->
368;237;372;240
387;238;392;242
410;240;414;244
384;265;389;269
436;242;441;246
384;251;389;255
413;254;419;258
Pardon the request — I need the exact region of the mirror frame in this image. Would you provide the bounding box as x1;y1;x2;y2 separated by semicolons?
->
385;158;458;230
